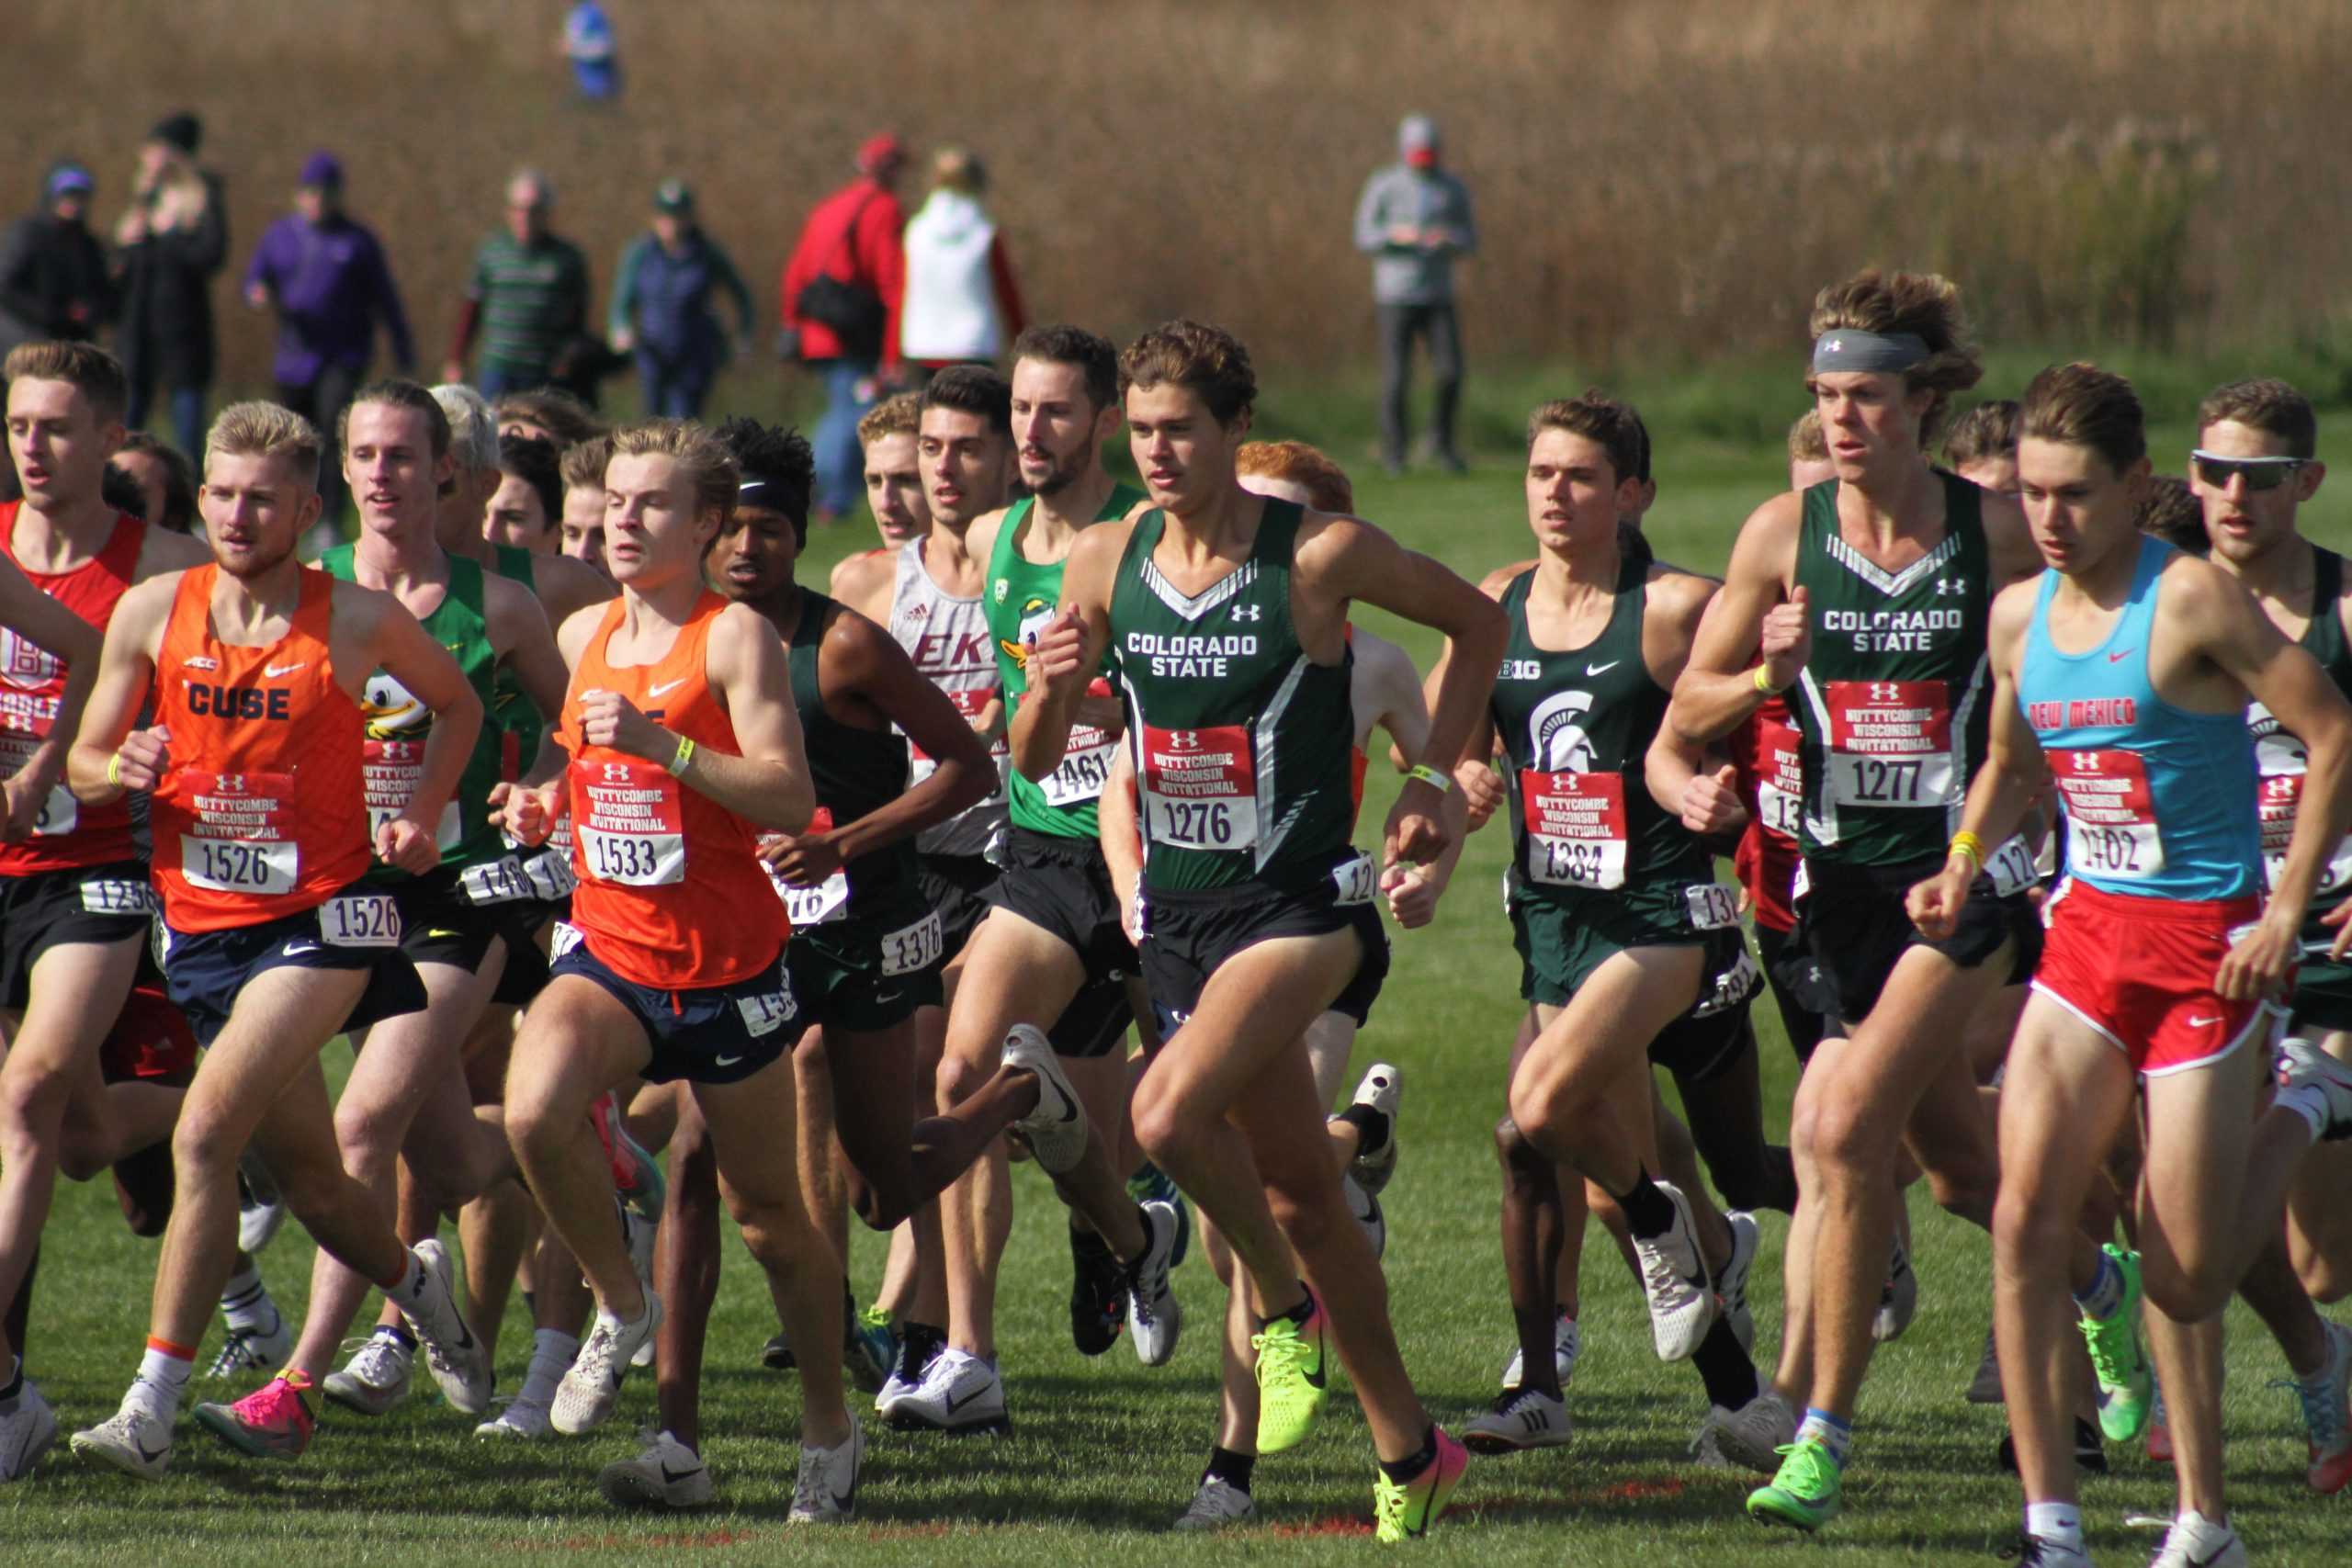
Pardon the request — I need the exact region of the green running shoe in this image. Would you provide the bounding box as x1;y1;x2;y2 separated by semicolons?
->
1251;1289;1329;1453
1373;1427;1467;1543
1747;1437;1843;1531
2079;1244;2153;1443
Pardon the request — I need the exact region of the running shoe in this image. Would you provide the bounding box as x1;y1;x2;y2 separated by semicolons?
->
552;1292;662;1436
1252;1290;1329;1453
1746;1437;1841;1531
1126;1199;1184;1367
204;1303;292;1382
594;1092;668;1220
1003;1026;1089;1175
192;1371;313;1460
1069;1225;1126;1357
1461;1385;1569;1453
1501;1310;1582;1391
322;1329;413;1416
622;1205;658;1370
69;1395;174;1481
598;1427;713;1508
760;1330;797;1372
1719;1210;1760;1356
845;1307;897;1394
1996;1417;2109;1476
1696;1389;1793;1475
1126;1161;1191;1269
888;1348;1009;1436
1344;1172;1387;1260
0;1383;58;1481
401;1239;493;1416
1173;1475;1257;1531
1371;1427;1467;1543
2079;1244;2154;1444
2142;1510;2247;1568
875;1330;942;1420
1345;1062;1403;1195
474;1393;553;1439
788;1414;863;1523
1966;1325;2005;1404
1633;1180;1716;1362
2004;1535;2092;1566
237;1152;287;1256
2278;1037;2352;1141
2278;1317;2352;1494
1873;1224;1918;1343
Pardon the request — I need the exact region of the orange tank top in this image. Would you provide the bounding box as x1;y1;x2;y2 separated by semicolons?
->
150;565;371;931
559;592;785;988
0;503;144;873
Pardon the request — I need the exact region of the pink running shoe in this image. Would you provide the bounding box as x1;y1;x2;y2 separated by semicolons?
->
193;1371;315;1460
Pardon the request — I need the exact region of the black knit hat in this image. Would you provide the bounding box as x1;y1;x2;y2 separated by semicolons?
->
149;112;201;155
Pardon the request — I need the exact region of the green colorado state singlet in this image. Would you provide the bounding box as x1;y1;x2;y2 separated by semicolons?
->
1110;498;1354;892
988;481;1146;839
322;546;505;878
1489;556;1713;903
2252;545;2352;913
1787;470;1995;866
782;589;916;925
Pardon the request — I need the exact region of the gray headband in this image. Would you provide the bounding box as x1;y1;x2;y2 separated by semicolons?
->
1811;329;1929;375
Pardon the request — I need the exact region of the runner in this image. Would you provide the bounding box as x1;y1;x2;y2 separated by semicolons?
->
63;400;490;1479
1913;361;2352;1567
831;391;930;582
1016;319;1499;1540
557;434;613;578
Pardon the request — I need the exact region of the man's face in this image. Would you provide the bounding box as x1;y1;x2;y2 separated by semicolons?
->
295;186;331;224
201;451;318;580
2018;436;2145;575
51;192;87;225
6;377;121;512
484;473;552;553
344;400;449;537
1125;382;1240;513
862;432;927;547
707;504;798;604
559;482;608;575
603;452;713;585
2193;418;2323;569
1011;358;1107;497
651;213;685;248
1525;428;1631;551
917;407;1010;530
505;183;547;243
112;451;172;532
1956;453;2020;502
1812;371;1931;477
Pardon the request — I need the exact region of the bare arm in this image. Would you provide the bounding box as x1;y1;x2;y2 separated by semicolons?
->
689;604;816;831
67;575;175;801
1099;742;1143;944
1667;494;1802;745
485;572;574;788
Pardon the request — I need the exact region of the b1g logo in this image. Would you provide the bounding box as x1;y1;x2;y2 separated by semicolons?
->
1527;689;1595;773
0;627;60;687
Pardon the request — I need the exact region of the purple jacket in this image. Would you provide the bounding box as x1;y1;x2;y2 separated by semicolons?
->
243;210;413;385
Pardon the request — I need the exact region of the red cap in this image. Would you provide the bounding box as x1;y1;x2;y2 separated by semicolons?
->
857;133;906;175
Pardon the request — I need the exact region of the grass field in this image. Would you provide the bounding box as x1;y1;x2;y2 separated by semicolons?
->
11;384;2352;1566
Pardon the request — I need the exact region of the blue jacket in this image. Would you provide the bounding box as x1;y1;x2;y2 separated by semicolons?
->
609;229;752;365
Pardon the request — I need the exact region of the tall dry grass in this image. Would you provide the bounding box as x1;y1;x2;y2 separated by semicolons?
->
6;0;2347;392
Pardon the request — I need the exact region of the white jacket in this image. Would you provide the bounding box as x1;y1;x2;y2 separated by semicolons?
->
900;190;1004;362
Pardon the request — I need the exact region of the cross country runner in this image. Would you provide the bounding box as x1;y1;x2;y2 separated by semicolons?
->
1017;319;1503;1540
64;400;491;1479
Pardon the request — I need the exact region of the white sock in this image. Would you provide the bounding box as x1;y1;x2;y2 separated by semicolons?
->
2025;1501;2082;1548
518;1329;579;1407
2176;1508;2231;1542
220;1264;276;1334
133;1345;195;1417
382;1250;424;1304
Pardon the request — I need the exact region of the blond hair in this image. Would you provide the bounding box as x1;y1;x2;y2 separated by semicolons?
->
1787;410;1827;465
857;390;922;448
559;433;613;494
606;419;739;523
204;400;322;488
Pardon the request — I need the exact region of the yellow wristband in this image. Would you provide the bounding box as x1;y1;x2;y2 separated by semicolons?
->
106;751;122;788
1753;665;1781;695
1406;763;1454;796
666;736;696;778
1949;830;1985;869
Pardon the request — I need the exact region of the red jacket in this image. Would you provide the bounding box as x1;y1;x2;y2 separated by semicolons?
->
779;176;905;369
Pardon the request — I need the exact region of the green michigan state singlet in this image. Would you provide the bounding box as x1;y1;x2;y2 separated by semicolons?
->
322;546;506;880
987;481;1146;839
1489;558;1713;902
780;589;915;926
1787;470;1995;867
1109;498;1353;892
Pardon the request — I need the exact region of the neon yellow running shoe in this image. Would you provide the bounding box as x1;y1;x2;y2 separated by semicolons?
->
2080;1244;2153;1444
1373;1427;1467;1543
1746;1436;1843;1531
1251;1289;1329;1452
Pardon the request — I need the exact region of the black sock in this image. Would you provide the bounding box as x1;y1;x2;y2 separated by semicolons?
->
1612;1168;1677;1239
1258;1286;1315;1331
1377;1423;1440;1484
379;1323;418;1352
1690;1319;1758;1410
1118;1205;1157;1269
1334;1102;1391;1156
1204;1445;1255;1493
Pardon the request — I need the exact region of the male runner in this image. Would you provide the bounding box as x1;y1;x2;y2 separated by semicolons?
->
557;434;613;578
1913;362;2352;1567
0;341;210;1479
1018;319;1500;1540
63;400;490;1479
1666;270;2056;1530
831;392;930;584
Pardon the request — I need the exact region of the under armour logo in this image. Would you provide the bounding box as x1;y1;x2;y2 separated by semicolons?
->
1936;577;1963;596
1231;604;1263;622
1169;730;1202;751
1870;682;1901;702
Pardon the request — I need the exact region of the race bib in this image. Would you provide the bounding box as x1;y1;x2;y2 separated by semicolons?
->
1331;851;1377;906
459;854;537;907
775;867;850;927
1140;723;1259;852
0;732;75;837
524;846;577;901
320;891;401;948
572;760;684;886
736;968;799;1038
1984;833;2041;899
2050;748;2165;882
548;919;585;961
1684;882;1739;931
910;687;1007;791
2252;715;2352;896
880;909;944;976
1520;768;1627;890
1041;721;1118;808
175;770;300;894
1755;711;1804;840
1822;680;1958;808
362;738;461;850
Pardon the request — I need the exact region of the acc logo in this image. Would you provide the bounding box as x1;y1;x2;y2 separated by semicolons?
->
1000;596;1056;671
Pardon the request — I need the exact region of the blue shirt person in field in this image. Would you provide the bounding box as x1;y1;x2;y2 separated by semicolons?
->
562;1;621;101
1352;114;1476;476
607;179;753;420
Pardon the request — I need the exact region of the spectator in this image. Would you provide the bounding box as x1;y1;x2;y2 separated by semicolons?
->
562;1;622;102
485;431;563;555
443;169;593;400
242;151;414;525
779;132;907;524
1352;112;1476;474
607;178;753;418
113;111;227;457
899;148;1026;374
111;430;198;534
0;163;114;357
494;386;604;449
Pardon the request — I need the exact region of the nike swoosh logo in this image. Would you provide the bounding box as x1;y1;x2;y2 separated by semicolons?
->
660;1461;704;1483
264;662;307;678
944;1384;989;1413
2188;1014;2222;1028
647;678;688;698
714;1053;744;1067
134;1436;169;1463
2107;648;2136;663
831;1484;855;1512
281;941;320;957
1585;660;1621;677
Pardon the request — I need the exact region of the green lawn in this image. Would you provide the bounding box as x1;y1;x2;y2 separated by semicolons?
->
12;381;2352;1564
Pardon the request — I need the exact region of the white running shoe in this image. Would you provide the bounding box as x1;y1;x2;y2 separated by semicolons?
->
597;1427;712;1508
2142;1509;2247;1568
1344;1173;1388;1260
0;1383;59;1481
1966;1325;2006;1404
237;1152;287;1256
1461;1385;1571;1453
322;1330;413;1416
874;1336;940;1420
1718;1211;1760;1357
1002;1026;1089;1175
1633;1180;1716;1362
2278;1037;2352;1141
1501;1312;1582;1391
789;1413;864;1523
474;1394;553;1439
400;1240;493;1416
1126;1199;1184;1368
1693;1388;1793;1475
1873;1225;1919;1343
1345;1062;1403;1195
623;1205;658;1370
205;1309;292;1381
1173;1475;1258;1531
553;1293;662;1436
888;1348;1009;1435
69;1395;173;1480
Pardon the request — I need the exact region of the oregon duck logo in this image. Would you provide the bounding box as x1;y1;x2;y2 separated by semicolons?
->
999;594;1057;671
362;669;431;741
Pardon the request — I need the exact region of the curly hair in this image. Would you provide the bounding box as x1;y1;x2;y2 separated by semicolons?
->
714;416;815;544
1119;320;1257;425
1806;268;1984;445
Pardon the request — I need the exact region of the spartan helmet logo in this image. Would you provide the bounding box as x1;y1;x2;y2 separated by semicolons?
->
1530;690;1595;773
361;669;430;742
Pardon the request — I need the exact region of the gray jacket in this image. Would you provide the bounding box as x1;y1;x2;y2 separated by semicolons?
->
1352;164;1476;307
